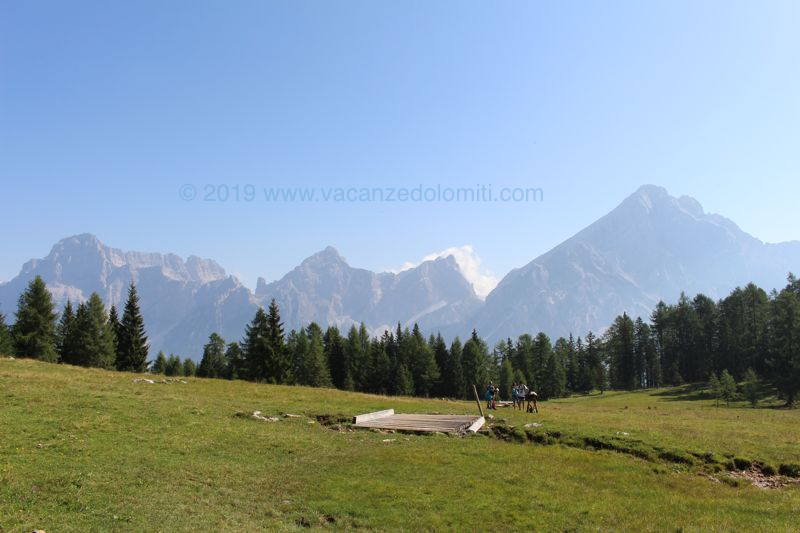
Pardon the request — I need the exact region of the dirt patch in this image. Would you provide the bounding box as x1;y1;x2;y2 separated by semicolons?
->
315;414;354;432
728;467;800;489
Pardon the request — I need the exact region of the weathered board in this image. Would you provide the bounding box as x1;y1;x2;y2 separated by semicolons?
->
353;411;484;434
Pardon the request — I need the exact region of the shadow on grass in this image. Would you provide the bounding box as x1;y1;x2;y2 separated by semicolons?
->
650;383;790;409
651;384;711;402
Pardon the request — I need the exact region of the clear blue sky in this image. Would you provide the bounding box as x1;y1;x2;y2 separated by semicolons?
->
2;1;799;288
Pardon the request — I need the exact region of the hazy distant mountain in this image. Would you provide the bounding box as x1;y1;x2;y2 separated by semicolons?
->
254;246;482;333
2;186;798;357
0;233;258;358
467;185;800;343
0;236;480;359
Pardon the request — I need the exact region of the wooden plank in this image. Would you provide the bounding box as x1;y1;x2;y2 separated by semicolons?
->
466;416;485;433
353;409;395;424
353;413;482;434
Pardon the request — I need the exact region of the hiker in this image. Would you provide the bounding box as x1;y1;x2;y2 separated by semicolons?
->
519;382;529;411
526;390;539;413
514;383;523;410
493;385;500;410
511;382;519;410
485;383;495;410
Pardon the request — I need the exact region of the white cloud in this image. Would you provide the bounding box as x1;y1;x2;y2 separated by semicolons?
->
392;245;499;299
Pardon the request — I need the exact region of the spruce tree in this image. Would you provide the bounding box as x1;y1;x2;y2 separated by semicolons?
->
12;276;57;361
767;281;800;406
741;368;759;408
499;357;514;400
720;369;737;405
365;334;391;394
56;300;77;363
242;307;270;381
541;348;566;399
408;323;439;397
443;337;465;399
325;326;350;389
0;313;13;355
182;357;197;377
393;363;414;396
116;283;149;372
431;334;449;397
531;333;553;391
461;329;489;398
225;342;245;379
265;299;290;383
152;351;167;374
108;304;120;351
198;333;227;378
708;372;722;407
165;354;182;376
302;323;332;387
75;293;116;368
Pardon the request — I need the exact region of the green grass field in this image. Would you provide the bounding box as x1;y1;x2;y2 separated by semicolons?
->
2;357;799;531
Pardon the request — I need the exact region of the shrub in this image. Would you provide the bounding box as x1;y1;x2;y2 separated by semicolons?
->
732;457;751;470
525;430;556;445
658;450;694;465
758;463;777;476
779;463;800;478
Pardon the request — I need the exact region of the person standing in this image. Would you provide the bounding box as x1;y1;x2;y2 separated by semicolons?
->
485;383;495;410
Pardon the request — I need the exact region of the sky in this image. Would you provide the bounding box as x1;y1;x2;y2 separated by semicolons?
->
2;1;799;291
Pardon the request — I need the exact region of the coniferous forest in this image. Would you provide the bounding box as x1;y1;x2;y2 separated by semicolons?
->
3;274;799;406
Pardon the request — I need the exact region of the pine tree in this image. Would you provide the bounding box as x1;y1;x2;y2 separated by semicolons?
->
393;363;414;396
499;357;514;400
541;348;566;399
56;300;77;363
514;334;535;385
708;372;722;407
0;313;13;355
431;334;449;397
107;304;120;353
741;368;759;408
182;358;197;377
242;307;270;381
165;354;182;376
264;299;290;383
151;351;167;374
225;342;245;380
766;281;800;406
198;333;227;378
116;283;149;372
531;333;553;391
442;337;465;399
75;293;116;368
325;326;350;389
12;276;58;361
301;323;331;387
365;334;391;394
408;323;439;397
720;369;737;406
461;329;489;398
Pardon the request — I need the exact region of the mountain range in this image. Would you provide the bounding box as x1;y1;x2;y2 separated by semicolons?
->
1;185;797;358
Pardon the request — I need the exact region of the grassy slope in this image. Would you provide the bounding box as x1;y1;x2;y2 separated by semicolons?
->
1;358;799;532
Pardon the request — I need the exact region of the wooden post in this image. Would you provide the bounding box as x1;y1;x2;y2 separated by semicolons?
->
472;384;485;418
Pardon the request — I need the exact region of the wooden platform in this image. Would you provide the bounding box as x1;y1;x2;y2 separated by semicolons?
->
353;410;484;434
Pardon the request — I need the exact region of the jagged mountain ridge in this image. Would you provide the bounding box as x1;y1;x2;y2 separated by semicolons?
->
0;235;480;359
2;185;798;358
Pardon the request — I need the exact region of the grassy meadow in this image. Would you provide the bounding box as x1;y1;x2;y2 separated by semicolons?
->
1;357;799;531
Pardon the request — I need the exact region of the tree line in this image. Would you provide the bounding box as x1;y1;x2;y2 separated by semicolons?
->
3;274;799;405
2;276;149;372
603;275;800;405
